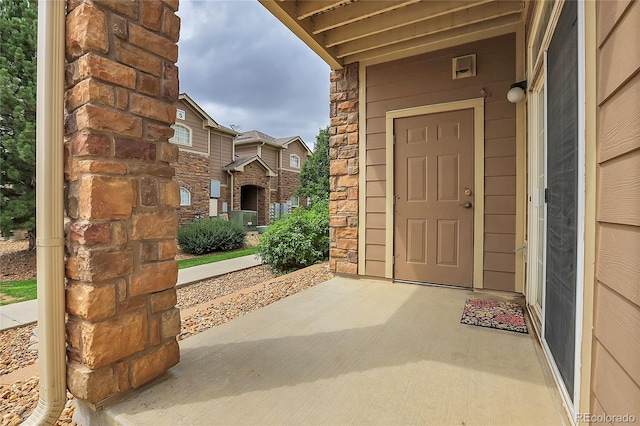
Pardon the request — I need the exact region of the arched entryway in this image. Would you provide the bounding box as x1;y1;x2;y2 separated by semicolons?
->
238;184;267;226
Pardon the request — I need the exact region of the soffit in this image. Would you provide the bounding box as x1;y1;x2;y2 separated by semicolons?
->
259;0;528;68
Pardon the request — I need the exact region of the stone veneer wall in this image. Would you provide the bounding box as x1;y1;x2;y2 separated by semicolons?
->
278;169;304;206
231;161;272;226
173;151;210;224
328;64;359;274
64;0;181;405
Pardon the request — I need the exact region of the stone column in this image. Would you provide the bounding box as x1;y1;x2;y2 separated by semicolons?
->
64;0;181;406
328;63;359;275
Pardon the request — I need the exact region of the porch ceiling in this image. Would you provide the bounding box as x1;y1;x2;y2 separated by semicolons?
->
259;0;528;68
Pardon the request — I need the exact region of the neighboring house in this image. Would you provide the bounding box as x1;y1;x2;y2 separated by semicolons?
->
171;95;311;226
262;0;640;424
170;93;238;224
226;130;312;225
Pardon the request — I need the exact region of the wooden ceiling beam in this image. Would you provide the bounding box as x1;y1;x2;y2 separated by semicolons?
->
259;0;343;69
310;0;420;34
343;14;521;64
336;1;524;58
296;0;352;20
324;0;492;47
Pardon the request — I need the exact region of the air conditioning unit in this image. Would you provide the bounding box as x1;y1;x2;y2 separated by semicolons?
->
230;210;257;230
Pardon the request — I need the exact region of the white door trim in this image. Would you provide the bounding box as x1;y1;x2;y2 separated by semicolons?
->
385;98;485;287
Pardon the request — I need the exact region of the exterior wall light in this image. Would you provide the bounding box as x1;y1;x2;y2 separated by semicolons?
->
507;81;527;103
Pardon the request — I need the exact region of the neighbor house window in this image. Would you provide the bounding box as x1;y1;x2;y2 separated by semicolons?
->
170;124;191;146
180;187;191;206
290;154;300;168
290;195;300;207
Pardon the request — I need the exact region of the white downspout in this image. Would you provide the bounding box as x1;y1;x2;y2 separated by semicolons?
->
23;0;67;424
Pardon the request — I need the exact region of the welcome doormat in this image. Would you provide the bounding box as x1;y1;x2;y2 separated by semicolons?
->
460;299;528;334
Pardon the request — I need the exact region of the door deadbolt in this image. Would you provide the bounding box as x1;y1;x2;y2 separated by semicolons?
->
464;188;472;196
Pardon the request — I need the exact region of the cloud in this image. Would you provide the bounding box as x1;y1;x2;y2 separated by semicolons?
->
176;0;330;147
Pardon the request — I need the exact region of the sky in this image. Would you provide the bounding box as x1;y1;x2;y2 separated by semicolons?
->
176;0;331;148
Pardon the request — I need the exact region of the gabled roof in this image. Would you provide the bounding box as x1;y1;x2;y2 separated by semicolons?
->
223;155;277;177
178;93;238;137
275;136;312;156
235;130;312;155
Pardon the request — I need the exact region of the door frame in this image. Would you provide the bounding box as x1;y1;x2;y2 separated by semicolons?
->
384;98;485;288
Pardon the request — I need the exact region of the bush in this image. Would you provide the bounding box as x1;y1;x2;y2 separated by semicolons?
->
178;218;246;255
258;201;329;274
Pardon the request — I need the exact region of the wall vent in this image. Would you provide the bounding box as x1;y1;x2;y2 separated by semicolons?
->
452;54;477;79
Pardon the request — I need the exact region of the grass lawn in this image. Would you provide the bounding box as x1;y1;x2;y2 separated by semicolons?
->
0;279;37;306
177;247;259;269
0;248;260;305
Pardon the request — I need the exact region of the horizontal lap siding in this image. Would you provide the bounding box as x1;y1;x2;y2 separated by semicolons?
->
593;0;640;417
286;141;309;170
210;133;234;183
262;147;278;171
235;144;258;158
178;100;208;154
364;34;517;290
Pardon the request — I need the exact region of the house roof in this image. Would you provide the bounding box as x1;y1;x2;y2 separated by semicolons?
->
258;0;528;68
235;130;312;155
178;93;238;137
223;155;277;177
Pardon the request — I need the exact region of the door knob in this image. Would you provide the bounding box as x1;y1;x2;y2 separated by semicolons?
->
458;201;472;208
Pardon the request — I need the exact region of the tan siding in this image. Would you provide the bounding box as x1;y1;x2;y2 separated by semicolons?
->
594;1;640;418
485;156;517;176
366;181;385;197
598;151;640;226
598;72;640;163
365;261;385;277
221;135;233;164
483;252;515;273
484;233;515;253
596;1;640;102
366;149;386;165
485;176;516;196
365;228;385;245
365;213;385;229
209;133;234;183
262;146;278;171
485;137;517;157
597;0;634;46
285;141;309;169
485;215;516;234
485;195;516;214
592;341;640;419
483;271;514;292
596;224;640;306
594;284;640;385
365;197;385;213
174;99;208;153
589;398;611;426
364;34;517;284
365;244;385;261
235;144;258;158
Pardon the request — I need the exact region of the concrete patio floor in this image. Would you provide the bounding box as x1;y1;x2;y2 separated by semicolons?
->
88;276;569;425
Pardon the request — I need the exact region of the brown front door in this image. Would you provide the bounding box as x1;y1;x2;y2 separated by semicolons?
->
394;109;474;287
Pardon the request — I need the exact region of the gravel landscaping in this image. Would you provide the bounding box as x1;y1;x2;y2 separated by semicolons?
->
0;262;333;425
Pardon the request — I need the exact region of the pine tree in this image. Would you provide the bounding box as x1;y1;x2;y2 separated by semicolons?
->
0;0;37;248
297;126;330;203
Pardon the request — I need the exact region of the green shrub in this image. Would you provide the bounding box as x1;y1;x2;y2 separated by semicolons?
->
258;201;329;274
178;218;246;255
